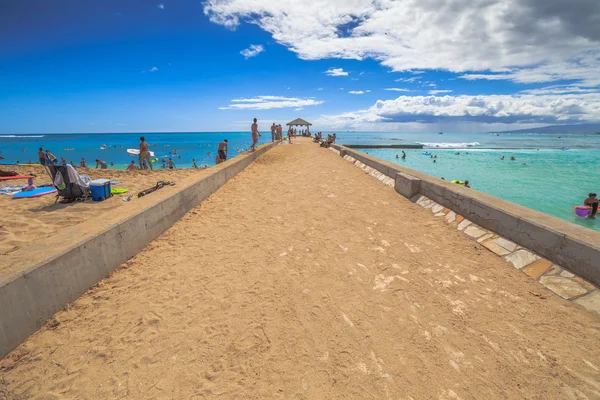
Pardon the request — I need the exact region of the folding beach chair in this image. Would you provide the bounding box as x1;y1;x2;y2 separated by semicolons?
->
45;164;91;203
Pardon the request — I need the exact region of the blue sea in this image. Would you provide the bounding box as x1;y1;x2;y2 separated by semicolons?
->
1;131;599;232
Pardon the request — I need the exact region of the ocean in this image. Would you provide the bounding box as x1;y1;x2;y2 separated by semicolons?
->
1;131;599;232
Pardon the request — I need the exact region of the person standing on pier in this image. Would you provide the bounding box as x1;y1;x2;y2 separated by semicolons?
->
251;118;260;151
271;123;276;142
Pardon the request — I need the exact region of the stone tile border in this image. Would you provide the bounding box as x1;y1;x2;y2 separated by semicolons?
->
335;149;600;317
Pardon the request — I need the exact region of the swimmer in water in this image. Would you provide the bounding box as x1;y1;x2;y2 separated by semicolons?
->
401;151;406;159
395;154;399;159
464;180;470;188
584;193;598;219
500;156;504;160
510;156;516;161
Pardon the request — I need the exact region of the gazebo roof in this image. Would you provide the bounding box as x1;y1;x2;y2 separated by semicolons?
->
286;118;312;126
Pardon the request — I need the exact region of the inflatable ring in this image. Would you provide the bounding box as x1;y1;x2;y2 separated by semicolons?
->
573;205;591;217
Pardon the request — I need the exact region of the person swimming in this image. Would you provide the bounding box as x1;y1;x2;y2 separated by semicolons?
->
401;151;406;159
510;156;516;161
500;156;504;160
584;193;598;219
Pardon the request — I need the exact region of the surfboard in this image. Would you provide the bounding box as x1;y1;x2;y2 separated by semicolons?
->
12;188;57;199
127;149;155;157
0;175;34;181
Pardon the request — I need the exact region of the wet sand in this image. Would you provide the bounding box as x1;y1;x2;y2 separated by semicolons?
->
1;140;599;399
0;165;210;256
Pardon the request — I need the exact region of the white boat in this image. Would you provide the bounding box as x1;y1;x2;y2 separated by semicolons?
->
127;148;155;157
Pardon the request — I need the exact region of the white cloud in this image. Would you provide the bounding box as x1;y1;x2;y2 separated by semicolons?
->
317;88;324;91
220;95;323;110
349;90;364;95
366;90;371;93
315;92;600;128
429;90;453;94
325;68;348;77
149;66;159;72
204;0;600;86
295;107;304;111
157;3;164;9
395;77;420;83
240;44;265;59
385;88;410;92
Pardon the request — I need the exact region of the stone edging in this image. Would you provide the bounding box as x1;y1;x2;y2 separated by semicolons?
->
331;147;600;316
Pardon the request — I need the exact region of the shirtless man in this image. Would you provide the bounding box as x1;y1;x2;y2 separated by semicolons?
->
127;160;137;171
95;159;108;169
218;139;228;162
139;136;153;170
271;123;276;142
251;118;260;151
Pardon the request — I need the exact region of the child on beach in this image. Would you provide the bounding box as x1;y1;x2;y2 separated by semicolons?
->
251;118;260;151
167;158;176;169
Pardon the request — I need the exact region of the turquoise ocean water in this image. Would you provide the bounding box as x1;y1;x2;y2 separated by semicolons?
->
1;131;599;232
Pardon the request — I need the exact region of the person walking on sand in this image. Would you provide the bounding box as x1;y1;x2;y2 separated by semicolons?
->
139;136;153;170
192;159;198;168
127;160;137;171
251;118;260;151
218;139;228;162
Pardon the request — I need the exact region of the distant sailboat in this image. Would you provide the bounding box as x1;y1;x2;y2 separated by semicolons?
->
438;130;443;135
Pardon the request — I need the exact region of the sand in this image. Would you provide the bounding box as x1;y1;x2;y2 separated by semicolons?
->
1;140;599;399
0;165;211;256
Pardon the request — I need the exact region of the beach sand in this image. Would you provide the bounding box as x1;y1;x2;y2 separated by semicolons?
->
1;140;599;399
0;165;210;256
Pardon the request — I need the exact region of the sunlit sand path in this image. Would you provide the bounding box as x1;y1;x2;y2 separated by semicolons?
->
2;139;599;399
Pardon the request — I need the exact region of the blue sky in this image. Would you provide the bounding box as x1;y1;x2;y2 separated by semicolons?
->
1;0;599;133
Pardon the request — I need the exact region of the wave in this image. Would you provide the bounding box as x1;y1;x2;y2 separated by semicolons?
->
0;135;45;138
419;141;481;148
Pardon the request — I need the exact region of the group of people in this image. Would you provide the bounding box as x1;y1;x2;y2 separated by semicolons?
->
313;132;335;148
270;124;284;142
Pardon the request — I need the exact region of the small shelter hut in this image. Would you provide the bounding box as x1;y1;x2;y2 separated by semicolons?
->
286;118;312;136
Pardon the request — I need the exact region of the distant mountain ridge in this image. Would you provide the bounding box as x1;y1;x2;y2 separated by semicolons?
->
491;124;600;134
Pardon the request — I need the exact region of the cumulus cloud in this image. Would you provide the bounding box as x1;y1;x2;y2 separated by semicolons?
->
204;0;600;86
157;3;164;9
385;88;410;92
429;90;453;94
325;68;348;77
316;92;600;128
240;44;265;59
317;88;324;91
220;95;323;110
349;90;364;94
149;66;159;72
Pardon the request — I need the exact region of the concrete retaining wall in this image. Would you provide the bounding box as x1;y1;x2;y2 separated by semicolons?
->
0;142;279;359
331;144;600;287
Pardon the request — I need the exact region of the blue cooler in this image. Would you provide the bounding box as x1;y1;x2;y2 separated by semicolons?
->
90;179;111;201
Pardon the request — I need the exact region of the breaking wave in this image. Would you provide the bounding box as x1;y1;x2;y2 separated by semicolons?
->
0;135;45;138
419;142;481;148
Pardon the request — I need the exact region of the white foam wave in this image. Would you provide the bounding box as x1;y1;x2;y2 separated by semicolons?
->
419;142;481;148
0;135;45;138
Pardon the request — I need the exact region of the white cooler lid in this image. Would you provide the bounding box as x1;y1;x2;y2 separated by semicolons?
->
90;178;111;186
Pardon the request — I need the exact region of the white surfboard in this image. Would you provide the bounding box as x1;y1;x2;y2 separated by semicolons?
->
127;149;155;157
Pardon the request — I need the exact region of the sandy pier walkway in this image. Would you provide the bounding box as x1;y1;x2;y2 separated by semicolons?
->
2;139;599;399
